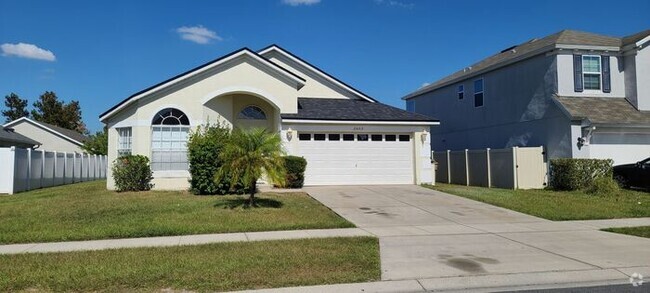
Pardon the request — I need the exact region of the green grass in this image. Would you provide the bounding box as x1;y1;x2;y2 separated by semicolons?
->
424;183;650;221
0;237;380;292
0;181;353;244
603;226;650;238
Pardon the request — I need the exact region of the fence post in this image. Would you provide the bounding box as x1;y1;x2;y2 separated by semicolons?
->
8;147;17;194
53;151;57;186
26;148;31;190
512;146;519;190
446;150;451;184
40;149;45;188
464;149;469;186
94;154;98;180
486;148;492;188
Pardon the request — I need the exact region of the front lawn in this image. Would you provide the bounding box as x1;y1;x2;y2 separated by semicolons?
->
0;180;353;244
424;183;650;221
603;226;650;238
0;237;380;292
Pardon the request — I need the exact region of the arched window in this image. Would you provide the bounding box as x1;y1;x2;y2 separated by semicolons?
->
237;105;267;120
151;108;190;171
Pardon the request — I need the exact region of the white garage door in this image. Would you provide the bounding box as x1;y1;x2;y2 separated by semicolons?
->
295;133;414;185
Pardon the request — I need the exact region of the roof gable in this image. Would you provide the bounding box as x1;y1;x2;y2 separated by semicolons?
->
258;45;377;103
0;125;40;146
99;48;306;122
3;117;87;145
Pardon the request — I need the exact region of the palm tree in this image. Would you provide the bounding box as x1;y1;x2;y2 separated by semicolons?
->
215;128;286;206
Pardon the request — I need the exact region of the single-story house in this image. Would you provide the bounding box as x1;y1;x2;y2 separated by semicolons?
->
100;45;439;190
3;117;88;153
0;126;40;148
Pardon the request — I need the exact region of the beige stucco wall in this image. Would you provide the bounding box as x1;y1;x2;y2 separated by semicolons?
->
9;121;83;153
263;51;354;99
105;56;305;190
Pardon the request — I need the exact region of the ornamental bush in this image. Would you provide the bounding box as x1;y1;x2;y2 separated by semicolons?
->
549;158;613;191
187;123;248;195
112;155;154;192
282;156;307;188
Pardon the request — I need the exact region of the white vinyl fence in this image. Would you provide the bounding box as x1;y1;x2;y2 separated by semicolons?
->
0;147;107;194
433;146;547;189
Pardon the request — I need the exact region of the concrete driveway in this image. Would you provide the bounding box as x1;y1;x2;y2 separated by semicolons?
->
305;185;650;286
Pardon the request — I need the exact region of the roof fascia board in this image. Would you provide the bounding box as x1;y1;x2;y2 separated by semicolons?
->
259;45;377;103
555;44;621;52
4;117;84;146
403;44;557;100
282;118;439;125
100;49;305;122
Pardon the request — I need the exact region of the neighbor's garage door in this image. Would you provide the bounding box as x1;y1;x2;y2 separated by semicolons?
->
295;133;414;185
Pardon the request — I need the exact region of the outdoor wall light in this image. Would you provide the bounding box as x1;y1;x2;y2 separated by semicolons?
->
421;131;428;143
286;128;293;141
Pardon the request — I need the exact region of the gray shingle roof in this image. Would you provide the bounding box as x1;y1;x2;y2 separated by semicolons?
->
404;29;647;100
36;121;88;144
554;96;650;125
281;98;438;122
0;126;40;146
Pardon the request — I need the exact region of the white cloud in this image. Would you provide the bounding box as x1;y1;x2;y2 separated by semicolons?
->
1;43;56;61
176;25;222;44
282;0;321;6
374;0;414;9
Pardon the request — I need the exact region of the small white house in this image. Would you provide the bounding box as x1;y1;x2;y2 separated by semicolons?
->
100;45;439;190
3;117;88;153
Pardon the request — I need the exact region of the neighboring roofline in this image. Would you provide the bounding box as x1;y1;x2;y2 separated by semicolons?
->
258;44;378;103
99;47;307;122
3;117;84;146
402;34;628;100
281;118;440;125
402;43;558;100
0;128;41;146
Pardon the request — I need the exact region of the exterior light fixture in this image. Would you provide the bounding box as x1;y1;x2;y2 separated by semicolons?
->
421;131;428;143
286;128;293;141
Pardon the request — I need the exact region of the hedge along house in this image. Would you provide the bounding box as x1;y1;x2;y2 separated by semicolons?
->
100;45;439;190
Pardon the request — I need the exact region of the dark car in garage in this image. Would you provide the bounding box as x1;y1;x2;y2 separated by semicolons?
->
613;157;650;189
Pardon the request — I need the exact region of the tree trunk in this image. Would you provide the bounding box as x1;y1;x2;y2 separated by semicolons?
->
249;179;257;206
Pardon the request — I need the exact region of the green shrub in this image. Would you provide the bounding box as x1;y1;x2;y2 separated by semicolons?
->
549;158;613;191
282;156;307;188
111;155;154;192
187;123;248;195
586;176;620;196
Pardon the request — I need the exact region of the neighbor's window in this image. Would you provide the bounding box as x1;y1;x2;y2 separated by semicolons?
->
457;85;464;99
117;127;132;156
406;100;415;112
151;108;190;171
474;79;484;107
238;105;267;120
582;55;601;90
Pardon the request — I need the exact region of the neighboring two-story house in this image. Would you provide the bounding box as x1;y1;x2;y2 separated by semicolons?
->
404;29;650;165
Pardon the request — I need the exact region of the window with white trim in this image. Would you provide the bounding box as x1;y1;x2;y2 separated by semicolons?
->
474;79;484;107
582;55;601;90
151;108;190;171
457;85;464;100
117;127;132;156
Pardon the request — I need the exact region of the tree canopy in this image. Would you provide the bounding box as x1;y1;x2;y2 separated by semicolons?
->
2;93;29;123
31;91;87;134
81;127;108;155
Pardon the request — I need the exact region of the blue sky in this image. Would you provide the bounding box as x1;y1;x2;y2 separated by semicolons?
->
1;0;648;132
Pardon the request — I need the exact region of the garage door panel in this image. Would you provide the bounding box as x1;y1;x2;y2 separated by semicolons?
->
295;134;415;185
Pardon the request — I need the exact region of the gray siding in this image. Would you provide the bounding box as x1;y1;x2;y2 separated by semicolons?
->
410;54;572;159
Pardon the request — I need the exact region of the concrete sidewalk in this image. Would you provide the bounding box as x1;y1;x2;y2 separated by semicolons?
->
0;228;371;254
238;267;646;292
